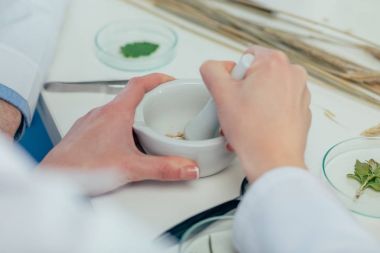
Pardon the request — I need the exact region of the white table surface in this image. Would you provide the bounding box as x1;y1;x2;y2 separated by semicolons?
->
40;0;380;244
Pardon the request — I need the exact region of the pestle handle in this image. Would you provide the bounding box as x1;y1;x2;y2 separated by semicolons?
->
231;53;255;79
184;54;255;140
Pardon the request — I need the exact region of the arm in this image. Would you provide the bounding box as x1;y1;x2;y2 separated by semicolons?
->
0;134;165;253
0;0;70;138
40;74;198;195
234;167;379;253
0;99;21;137
200;46;379;252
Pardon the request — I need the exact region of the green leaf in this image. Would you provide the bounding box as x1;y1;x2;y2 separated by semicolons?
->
354;160;371;177
120;41;159;58
347;173;362;183
347;159;380;199
354;170;367;182
371;159;380;176
367;182;380;191
368;159;379;173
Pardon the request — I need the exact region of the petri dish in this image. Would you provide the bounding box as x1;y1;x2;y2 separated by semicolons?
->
322;137;380;218
179;216;238;253
95;20;177;71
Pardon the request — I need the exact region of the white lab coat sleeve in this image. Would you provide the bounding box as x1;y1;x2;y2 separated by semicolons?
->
0;0;69;126
233;167;380;253
0;134;166;253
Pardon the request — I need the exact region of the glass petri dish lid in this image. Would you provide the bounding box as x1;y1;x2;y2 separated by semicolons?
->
179;215;238;253
95;20;178;71
322;137;380;218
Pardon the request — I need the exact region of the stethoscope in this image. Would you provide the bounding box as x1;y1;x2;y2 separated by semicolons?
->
159;177;249;242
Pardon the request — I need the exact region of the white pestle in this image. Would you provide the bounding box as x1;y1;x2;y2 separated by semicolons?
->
184;53;255;140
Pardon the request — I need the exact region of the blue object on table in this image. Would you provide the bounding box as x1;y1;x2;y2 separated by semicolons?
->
18;111;53;162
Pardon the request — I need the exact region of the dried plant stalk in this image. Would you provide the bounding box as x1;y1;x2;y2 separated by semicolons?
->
360;45;380;61
166;132;186;140
152;0;380;107
227;0;380;48
361;124;380;137
224;0;380;62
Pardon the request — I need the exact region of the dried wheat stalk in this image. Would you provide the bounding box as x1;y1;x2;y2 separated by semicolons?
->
361;123;380;137
152;0;380;107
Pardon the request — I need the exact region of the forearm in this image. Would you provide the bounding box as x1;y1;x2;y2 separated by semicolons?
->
233;168;379;253
0;99;21;137
0;136;163;253
0;0;70;129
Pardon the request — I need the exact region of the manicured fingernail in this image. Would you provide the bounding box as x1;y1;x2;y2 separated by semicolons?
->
225;143;234;152
181;166;200;180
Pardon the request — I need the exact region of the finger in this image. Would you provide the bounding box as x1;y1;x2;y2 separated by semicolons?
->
226;143;235;152
290;64;310;105
303;86;312;108
127;155;199;182
244;46;289;76
113;73;174;110
291;64;308;82
200;60;237;105
245;45;289;63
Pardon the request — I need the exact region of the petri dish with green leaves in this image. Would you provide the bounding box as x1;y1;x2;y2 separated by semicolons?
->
322;137;380;218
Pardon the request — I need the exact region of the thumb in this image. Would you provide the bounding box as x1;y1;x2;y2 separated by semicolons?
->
200;60;236;105
113;73;174;111
127;155;199;182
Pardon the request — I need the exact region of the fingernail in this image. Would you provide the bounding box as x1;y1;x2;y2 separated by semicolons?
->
225;143;234;152
181;166;200;180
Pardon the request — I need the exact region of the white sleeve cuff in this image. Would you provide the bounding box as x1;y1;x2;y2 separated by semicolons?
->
233;167;379;253
0;0;70;118
0;44;39;121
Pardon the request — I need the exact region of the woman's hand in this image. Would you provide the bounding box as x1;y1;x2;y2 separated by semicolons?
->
200;46;311;182
40;74;199;187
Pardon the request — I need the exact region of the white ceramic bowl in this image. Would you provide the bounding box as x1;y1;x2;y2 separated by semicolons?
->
133;79;235;177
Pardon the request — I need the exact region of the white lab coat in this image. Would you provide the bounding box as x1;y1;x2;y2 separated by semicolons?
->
0;0;69;123
1;1;379;252
233;168;380;253
0;134;164;253
1;134;379;253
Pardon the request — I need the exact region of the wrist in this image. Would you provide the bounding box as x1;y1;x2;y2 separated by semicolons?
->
0;99;22;137
239;150;306;182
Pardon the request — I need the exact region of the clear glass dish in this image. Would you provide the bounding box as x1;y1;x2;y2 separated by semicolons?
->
322;137;380;218
179;216;238;253
95;20;177;71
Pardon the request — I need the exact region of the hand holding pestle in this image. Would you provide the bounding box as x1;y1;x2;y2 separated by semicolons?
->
184;54;255;140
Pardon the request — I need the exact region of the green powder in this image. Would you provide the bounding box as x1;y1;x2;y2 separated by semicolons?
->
120;41;159;58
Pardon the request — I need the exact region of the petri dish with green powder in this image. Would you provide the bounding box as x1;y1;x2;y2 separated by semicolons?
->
95;20;178;71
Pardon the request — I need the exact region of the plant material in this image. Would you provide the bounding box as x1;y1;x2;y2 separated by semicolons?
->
323;109;336;121
120;41;159;58
361;45;380;61
147;0;380;107
347;159;380;199
361;123;380;137
166;132;185;140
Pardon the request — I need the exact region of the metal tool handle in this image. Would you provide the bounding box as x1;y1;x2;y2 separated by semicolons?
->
43;80;129;94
